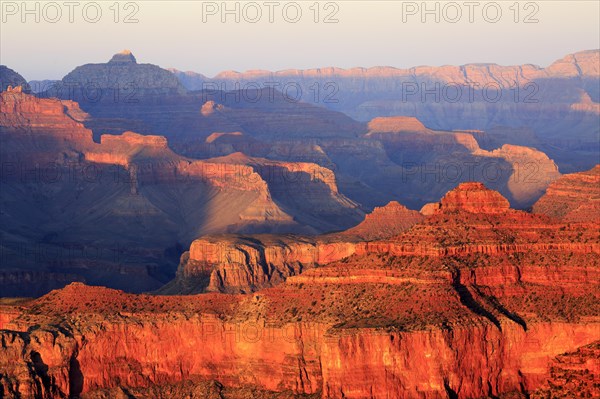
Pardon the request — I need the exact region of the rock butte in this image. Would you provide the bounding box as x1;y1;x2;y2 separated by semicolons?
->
2;181;597;398
437;182;510;214
9;52;566;210
0;65;30;92
0;90;365;295
171;49;600;172
533;165;600;223
0;50;599;398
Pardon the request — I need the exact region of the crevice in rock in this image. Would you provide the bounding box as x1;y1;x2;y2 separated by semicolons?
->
443;380;458;399
474;286;528;331
29;350;53;397
451;269;502;330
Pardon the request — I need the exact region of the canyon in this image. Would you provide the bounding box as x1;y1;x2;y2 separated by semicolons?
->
13;51;565;209
0;88;363;295
0;181;598;398
171;49;600;172
0;52;574;296
0;49;598;399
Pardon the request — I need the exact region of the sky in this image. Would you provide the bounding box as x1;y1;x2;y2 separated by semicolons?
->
1;0;599;80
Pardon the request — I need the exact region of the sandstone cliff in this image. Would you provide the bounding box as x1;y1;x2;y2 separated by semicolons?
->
0;92;363;296
533;165;600;223
171;50;600;171
165;201;422;294
1;183;598;398
365;116;561;208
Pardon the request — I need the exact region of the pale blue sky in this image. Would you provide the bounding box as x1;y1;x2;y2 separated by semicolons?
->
1;1;599;80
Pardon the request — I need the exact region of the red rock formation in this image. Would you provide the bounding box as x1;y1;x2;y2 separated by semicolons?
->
169;182;599;296
533;165;600;223
0;90;94;149
437;182;510;214
420;202;439;216
531;341;600;398
0;182;598;398
0;92;364;296
200;100;225;116
205;131;243;143
334;201;424;241
366;116;429;133
168;201;422;294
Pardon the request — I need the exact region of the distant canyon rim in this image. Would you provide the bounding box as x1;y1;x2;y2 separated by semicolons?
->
0;49;598;399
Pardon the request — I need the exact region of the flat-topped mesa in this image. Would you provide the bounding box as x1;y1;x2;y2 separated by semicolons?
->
108;49;137;65
366;116;429;134
438;182;510;214
84;131;175;168
56;49;186;96
100;131;169;149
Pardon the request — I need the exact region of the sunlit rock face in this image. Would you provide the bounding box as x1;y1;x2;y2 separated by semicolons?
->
533;165;600;223
172;50;600;171
1;180;598;398
0;91;364;296
437;182;510;214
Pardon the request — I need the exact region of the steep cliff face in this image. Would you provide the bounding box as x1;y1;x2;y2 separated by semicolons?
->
0;89;94;163
162;235;359;294
1;239;598;399
167;201;422;294
1;183;598;398
172;50;600;171
364;117;561;208
533;165;600;222
168;183;599;297
474;144;561;206
0;92;364;296
2;311;598;399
